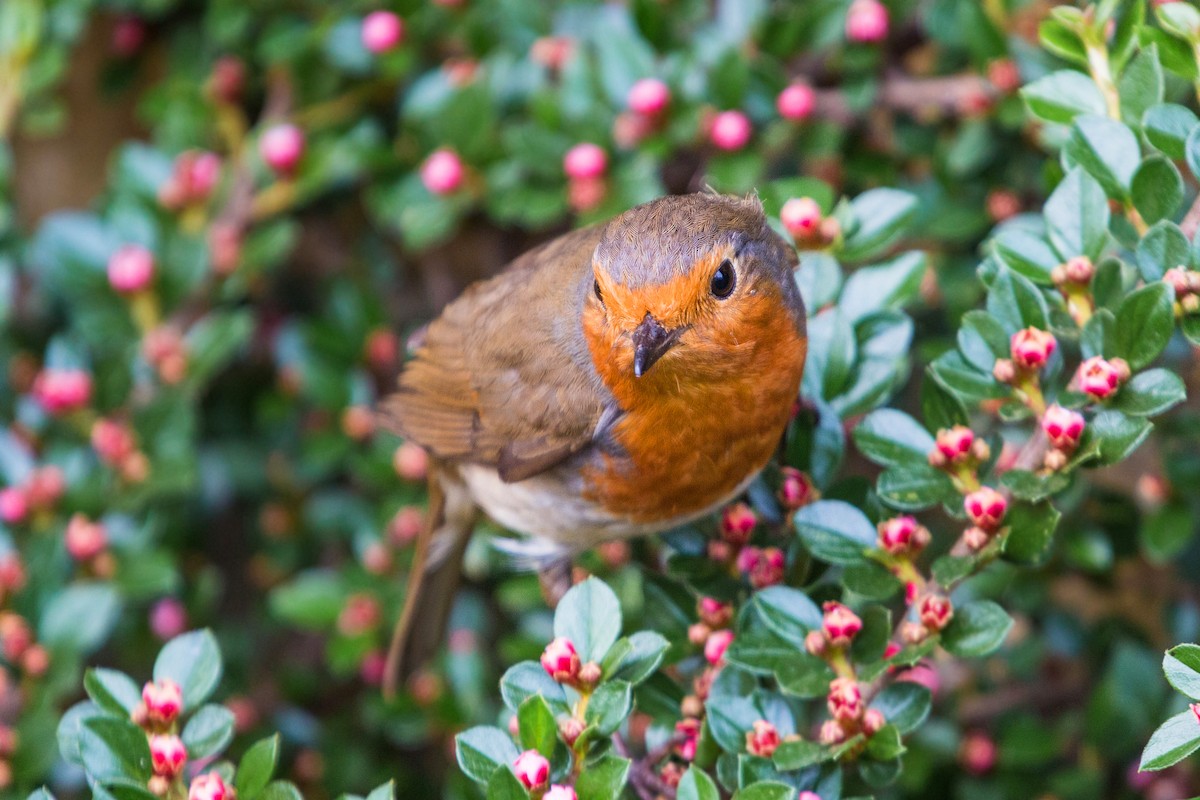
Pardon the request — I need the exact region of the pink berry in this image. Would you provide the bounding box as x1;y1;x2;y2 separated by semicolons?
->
420;149;464;195
107;245;155;294
361;11;404;53
627;78;670;116
777;83;816;121
149;598;188;641
33;369;92;415
563;143;608;180
512;750;550;790
0;489;27;525
259;124;305;175
709;110;752;151
846;0;889;43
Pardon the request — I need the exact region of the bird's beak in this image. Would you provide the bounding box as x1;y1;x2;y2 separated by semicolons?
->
632;313;681;377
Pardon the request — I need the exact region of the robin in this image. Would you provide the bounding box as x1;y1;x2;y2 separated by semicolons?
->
380;192;807;695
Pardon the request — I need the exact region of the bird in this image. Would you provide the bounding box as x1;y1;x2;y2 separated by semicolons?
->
379;191;807;696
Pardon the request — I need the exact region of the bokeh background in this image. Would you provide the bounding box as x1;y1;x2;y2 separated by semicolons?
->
2;1;1199;798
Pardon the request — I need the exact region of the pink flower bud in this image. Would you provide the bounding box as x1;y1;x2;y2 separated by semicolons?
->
798;793;822;800
512;750;550;789
208;57;245;105
720;502;756;545
149;598;188;641
933;426;974;463
65;514;108;561
149;734;188;778
805;629;828;656
559;717;585;746
186;152;222;199
918;594;953;631
359;650;387;686
826;677;863;722
1041;404;1085;451
877;516;930;555
962;526;991;551
819;718;847;745
697;596;733;628
389;506;424;545
964;487;1007;532
108;245;156;294
1165;267;1193;297
563;143;608;180
749;547;785;589
33;369;92;414
1010;327;1056;371
705;629;734;665
987;59;1021;93
259;124;305;175
709;110;752;151
986;189;1021;222
361;11;404;53
393;441;428;481
992;358;1016;384
92;419;137;465
0;613;30;661
862;708;886;736
111;16;146;57
778;467;816;510
960;731;997;775
1077;356;1127;400
0;554;25;594
745;719;780;757
627;78;670;116
540;637;581;683
142;679;184;726
1062;255;1095;285
365;327;399;369
0;489;28;525
421;149;464;195
777;83;815;121
897;662;940;695
821;602;862;648
544;786;578;800
25;466;64;510
337;593;381;636
188;772;232;800
361;541;392;574
846;0;888;42
780;197;822;239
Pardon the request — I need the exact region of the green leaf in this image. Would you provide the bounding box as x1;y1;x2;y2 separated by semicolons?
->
1113;282;1174;370
1132;156;1184;224
1044;168;1110;262
554;577;622;664
80;717;151;782
1158;0;1200;39
852;409;934;468
1115;368;1187;416
851;605;892;663
753;586;823;647
1165;644;1200;700
258;782;303;800
1119;44;1164;125
843;560;902;600
1000;469;1070;502
840;189;919;261
41;582;121;654
775;656;836;698
185;310;254;388
732;782;796;800
676;766;720;800
940;601;1013;657
1039;19;1088;65
269;570;344;629
865;724;906;761
576;754;631;800
931;555;977;587
839;252;926;322
235;735;280;800
364;782;394;800
1022;71;1107;124
485;767;527;800
1002;501;1062;563
500;662;570;716
455;726;519;784
154;630;223;711
1065;115;1139;198
957;310;1011;372
992;229;1061;284
1136;220;1190;281
585;680;633;736
1142;503;1196;564
772;739;830;771
870;682;931;734
517;696;557;757
83;669;141;716
793;500;878;565
859;756;902;787
876;463;959;512
1139;708;1200;771
921;378;970;432
1143;104;1199;159
986;265;1049;334
181;704;236;760
605;631;668;685
928;350;1008;403
1087;409;1154;465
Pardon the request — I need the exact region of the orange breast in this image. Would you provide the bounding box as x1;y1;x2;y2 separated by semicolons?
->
580;287;806;523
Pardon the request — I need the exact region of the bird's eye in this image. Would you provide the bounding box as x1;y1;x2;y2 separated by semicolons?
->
593;279;604;305
711;259;736;299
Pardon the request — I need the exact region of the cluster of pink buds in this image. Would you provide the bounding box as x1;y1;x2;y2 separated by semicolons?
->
927;425;989;470
187;772;233;800
777;83;815;122
512;750;550;791
1164;266;1200;315
132;679;184;731
32;368;92;416
1075;356;1130;402
900;593;954;645
745;719;781;757
778;467;819;511
993;327;1056;387
960;487;1008;551
65;514;113;574
1052;255;1096;325
0;612;48;676
143;326;189;385
820;677;885;746
1041;404;1086;471
688;596;734;645
0;465;66;526
421;149;465;196
877;515;931;557
708;110;752;151
158;151;222;211
563;143;608;213
805;602;863;657
92;418;150;483
780;197;840;247
736;546;786;588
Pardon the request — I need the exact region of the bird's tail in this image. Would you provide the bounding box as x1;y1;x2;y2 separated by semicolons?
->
383;466;476;699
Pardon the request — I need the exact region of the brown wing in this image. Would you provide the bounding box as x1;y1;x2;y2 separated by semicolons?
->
381;225;611;482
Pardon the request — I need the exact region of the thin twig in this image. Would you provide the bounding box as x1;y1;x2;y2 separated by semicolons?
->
1180;192;1200;240
613;734;680;800
809;71;996;126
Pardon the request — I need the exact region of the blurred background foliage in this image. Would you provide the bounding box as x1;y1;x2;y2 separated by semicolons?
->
2;0;1199;798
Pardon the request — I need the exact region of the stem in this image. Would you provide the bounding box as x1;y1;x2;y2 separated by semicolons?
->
1015;375;1047;416
1125;203;1149;236
1085;43;1121;120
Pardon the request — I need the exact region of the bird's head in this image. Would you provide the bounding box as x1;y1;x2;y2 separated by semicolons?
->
582;193;807;401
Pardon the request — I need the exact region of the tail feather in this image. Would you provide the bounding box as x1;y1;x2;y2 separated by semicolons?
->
383;468;476;699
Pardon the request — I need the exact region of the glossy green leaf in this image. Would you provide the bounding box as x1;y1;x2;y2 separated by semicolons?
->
793;500;878;565
941;601;1013;657
554;577;622;664
154;630;222;711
